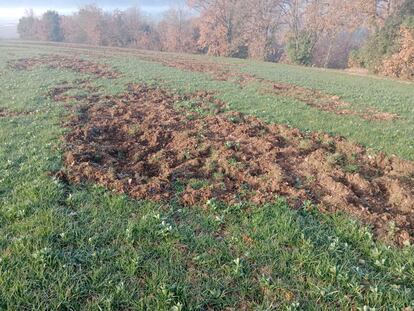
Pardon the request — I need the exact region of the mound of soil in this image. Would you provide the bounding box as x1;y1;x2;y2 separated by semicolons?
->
60;84;414;245
8;55;120;79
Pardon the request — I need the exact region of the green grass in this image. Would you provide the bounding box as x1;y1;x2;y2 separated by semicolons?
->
0;41;414;310
98;50;414;160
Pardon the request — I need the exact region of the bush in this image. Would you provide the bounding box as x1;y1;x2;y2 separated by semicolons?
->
42;11;64;42
286;31;315;66
351;0;414;72
380;26;414;79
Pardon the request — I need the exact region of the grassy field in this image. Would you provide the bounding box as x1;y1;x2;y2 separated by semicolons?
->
1;41;414;310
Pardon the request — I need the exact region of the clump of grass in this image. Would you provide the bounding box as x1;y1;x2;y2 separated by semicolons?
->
327;152;346;166
327;152;360;173
228;114;243;124
213;172;224;181
298;138;313;150
224;141;241;151
127;124;142;136
344;163;360;174
188;178;209;190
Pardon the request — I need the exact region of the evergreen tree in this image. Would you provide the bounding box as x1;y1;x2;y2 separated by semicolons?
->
42;11;64;42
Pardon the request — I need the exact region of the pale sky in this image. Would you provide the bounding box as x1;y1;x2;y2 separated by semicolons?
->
0;1;186;19
0;0;185;38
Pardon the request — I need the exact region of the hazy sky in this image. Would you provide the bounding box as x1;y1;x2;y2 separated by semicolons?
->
0;0;185;38
0;0;183;19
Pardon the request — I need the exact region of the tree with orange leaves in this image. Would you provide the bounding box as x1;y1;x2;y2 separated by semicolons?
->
240;0;284;60
158;8;198;53
188;0;246;56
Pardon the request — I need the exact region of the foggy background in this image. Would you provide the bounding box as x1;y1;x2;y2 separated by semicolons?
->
0;0;183;38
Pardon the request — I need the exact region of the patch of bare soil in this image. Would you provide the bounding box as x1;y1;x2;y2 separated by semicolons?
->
0;108;35;118
59;84;414;246
8;55;120;79
9;53;398;121
266;83;399;121
139;54;399;122
133;53;236;81
48;79;101;103
158;58;234;81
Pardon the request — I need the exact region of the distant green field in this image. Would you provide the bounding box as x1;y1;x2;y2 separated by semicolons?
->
1;41;414;310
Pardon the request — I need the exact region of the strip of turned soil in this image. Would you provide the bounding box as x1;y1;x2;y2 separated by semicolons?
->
8;55;120;79
137;53;399;122
56;83;414;246
8;54;399;121
0;108;37;118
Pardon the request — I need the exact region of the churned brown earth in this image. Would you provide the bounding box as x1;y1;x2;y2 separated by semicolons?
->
54;83;414;246
135;53;399;121
7;54;398;121
48;79;101;103
150;56;235;81
0;108;8;117
265;83;399;121
7;55;412;245
0;108;36;118
8;55;120;79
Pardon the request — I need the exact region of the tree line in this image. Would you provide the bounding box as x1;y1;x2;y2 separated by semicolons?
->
17;0;413;77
